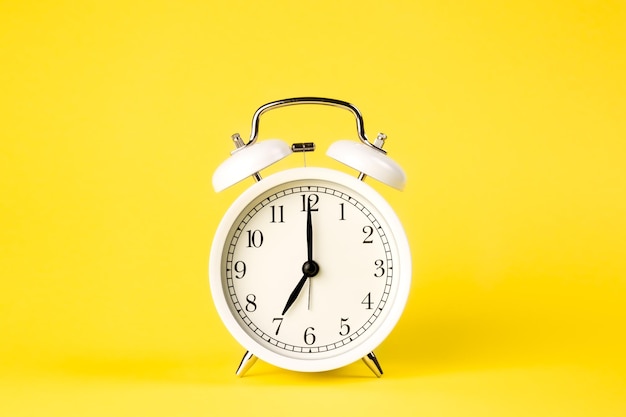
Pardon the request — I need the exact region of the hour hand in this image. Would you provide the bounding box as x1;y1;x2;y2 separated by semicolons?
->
281;273;308;315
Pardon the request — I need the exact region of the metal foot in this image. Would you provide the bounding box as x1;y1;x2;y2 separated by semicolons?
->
235;350;258;377
362;351;383;377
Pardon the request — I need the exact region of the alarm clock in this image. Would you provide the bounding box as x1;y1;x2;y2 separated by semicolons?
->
209;97;411;377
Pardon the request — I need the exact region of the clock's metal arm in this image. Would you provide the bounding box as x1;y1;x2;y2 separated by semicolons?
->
244;97;386;155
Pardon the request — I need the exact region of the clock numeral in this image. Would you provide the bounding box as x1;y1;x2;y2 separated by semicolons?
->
304;326;316;345
233;261;247;279
361;292;373;310
339;203;346;221
362;226;374;243
245;294;257;312
339;317;350;336
374;259;385;277
246;229;264;248
270;205;284;223
272;317;283;335
301;194;319;212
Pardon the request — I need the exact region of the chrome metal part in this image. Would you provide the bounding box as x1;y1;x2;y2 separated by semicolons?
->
362;351;383;377
231;133;246;151
291;142;316;152
243;97;386;154
235;350;258;377
373;133;387;149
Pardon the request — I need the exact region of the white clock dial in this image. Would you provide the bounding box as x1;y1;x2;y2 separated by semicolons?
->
210;168;411;372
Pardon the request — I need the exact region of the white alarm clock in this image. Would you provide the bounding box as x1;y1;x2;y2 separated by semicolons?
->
209;98;411;377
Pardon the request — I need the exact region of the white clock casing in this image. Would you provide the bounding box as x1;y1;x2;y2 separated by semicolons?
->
209;167;411;373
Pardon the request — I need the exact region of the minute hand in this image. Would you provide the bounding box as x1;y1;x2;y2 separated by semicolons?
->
306;200;313;261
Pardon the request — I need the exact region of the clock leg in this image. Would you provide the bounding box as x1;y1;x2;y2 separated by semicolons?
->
361;351;383;377
235;350;258;377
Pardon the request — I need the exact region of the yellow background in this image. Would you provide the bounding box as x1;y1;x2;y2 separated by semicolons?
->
1;1;625;415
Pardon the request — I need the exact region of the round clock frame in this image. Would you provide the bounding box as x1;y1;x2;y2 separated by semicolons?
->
209;167;411;373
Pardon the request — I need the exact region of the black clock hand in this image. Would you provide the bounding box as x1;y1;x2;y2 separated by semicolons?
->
307;199;313;262
305;198;314;310
282;273;309;315
282;199;319;315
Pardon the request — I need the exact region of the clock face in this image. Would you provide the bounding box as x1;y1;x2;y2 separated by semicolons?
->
210;168;410;372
